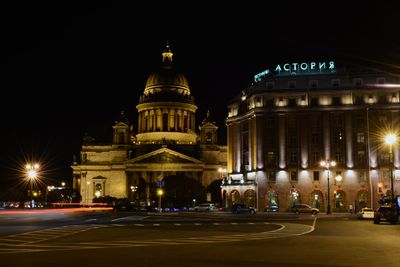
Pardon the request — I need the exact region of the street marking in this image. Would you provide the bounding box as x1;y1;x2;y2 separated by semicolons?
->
134;224;144;227
174;223;181;226
0;224;107;246
194;223;201;226
153;224;160;227
230;222;238;225
85;219;97;222
0;221;316;254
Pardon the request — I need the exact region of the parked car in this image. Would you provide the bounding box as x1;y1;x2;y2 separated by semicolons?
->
194;203;216;212
264;204;278;212
291;204;319;215
231;204;256;214
373;205;398;224
113;198;134;211
356;207;374;219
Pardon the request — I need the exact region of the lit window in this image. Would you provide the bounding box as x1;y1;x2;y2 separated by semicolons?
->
356;132;365;143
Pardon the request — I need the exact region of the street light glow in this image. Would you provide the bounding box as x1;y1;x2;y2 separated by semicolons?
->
28;169;37;179
385;133;396;145
157;188;164;196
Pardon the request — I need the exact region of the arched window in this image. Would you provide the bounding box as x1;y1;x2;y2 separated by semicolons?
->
244;190;256;207
334;190;346;212
288;189;301;209
231;190;240;206
265;190;278;211
311;190;323;211
357;190;369;210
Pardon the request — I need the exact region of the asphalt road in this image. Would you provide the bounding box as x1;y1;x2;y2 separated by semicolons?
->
0;210;399;267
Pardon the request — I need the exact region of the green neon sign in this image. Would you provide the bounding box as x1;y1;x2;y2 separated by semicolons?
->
254;61;336;82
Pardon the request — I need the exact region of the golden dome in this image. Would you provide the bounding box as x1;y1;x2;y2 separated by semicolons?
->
143;43;191;96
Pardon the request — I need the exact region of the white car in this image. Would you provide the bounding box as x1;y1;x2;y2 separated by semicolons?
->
356;207;374;219
194;203;216;212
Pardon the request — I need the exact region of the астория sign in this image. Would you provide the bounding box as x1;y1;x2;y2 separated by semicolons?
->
254;61;335;82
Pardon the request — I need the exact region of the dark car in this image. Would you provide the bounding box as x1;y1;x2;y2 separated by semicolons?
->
113;198;134;211
373;205;398;224
231;204;256;214
291;204;319;215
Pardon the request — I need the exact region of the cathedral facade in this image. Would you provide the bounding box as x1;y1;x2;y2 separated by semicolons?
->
72;45;227;207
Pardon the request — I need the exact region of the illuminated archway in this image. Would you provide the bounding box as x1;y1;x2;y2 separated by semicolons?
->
288;188;301;210
230;190;240;206
265;190;279;211
357;190;369;210
333;190;346;212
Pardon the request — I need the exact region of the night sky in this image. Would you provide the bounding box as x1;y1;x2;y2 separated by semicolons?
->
1;3;399;186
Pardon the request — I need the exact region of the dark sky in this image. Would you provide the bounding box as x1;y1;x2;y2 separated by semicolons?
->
1;2;399;185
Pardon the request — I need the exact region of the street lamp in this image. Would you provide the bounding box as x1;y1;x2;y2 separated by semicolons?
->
157;188;164;213
385;133;396;205
26;163;39;208
320;160;336;215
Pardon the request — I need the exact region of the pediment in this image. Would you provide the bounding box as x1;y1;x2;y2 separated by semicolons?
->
128;147;203;164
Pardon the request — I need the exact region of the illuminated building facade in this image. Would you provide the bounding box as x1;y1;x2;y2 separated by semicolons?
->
72;44;226;206
223;61;400;212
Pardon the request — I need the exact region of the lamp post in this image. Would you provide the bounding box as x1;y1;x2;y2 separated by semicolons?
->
157;188;164;213
26;163;39;208
320;160;336;215
385;134;396;205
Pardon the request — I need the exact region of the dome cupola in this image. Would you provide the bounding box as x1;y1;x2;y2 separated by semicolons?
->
143;42;191;97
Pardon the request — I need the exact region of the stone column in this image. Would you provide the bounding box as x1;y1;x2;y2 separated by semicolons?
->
323;112;330;160
345;111;354;168
278;114;286;169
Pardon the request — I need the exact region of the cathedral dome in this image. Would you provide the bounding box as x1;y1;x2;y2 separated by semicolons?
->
143;43;191;97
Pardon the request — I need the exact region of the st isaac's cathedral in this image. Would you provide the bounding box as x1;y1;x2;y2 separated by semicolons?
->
72;44;227;208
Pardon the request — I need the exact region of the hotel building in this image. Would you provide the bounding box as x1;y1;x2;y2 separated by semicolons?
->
223;61;400;212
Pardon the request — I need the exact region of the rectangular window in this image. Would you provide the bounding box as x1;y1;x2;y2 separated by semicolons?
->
312;151;320;164
354;78;363;86
356;132;365;143
380;153;390;164
290;171;298;181
377;77;385;84
309;80;318;88
311;133;320;145
266;151;276;165
357;151;366;165
310;97;319;106
383;170;390;182
313;171;320;181
332;96;341;105
335;151;343;163
289;152;297;165
331;79;340;87
269;171;276;183
255;96;262;107
359;171;366;183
